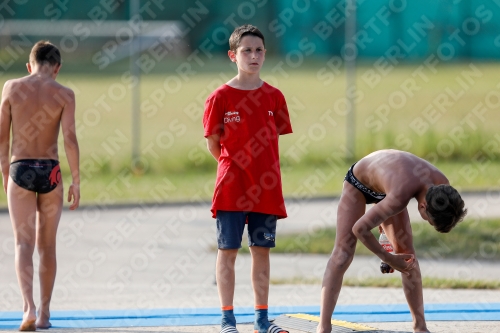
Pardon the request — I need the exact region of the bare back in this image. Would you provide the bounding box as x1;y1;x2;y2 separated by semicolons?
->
353;149;449;202
1;55;81;331
6;75;71;161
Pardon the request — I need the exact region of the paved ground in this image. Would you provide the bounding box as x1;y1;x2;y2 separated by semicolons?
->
0;193;499;332
8;321;497;333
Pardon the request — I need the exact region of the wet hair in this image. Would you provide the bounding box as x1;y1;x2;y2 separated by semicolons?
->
229;24;265;52
425;184;467;233
29;40;61;66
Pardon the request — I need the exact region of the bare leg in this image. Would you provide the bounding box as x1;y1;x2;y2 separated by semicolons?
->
382;210;429;333
249;246;270;306
402;261;428;332
317;183;365;333
216;249;238;307
36;185;63;329
8;181;37;331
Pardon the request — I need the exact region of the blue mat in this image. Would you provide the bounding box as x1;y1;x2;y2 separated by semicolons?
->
1;303;498;329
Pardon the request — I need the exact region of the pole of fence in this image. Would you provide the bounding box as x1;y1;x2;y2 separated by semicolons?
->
345;0;357;160
130;0;141;167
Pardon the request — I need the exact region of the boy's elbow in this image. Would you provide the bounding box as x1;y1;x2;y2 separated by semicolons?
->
207;146;214;155
207;141;219;153
351;223;363;239
64;136;79;151
209;146;220;159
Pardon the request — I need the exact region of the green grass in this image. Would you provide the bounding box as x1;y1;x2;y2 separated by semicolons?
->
263;219;500;261
268;217;500;290
270;276;500;289
344;277;500;289
2;159;500;208
1;60;500;206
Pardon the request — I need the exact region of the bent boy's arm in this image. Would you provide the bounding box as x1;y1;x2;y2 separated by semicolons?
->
60;88;80;209
0;82;12;192
352;197;415;274
206;134;221;161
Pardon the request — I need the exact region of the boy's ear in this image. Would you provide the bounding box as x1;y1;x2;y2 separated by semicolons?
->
53;64;61;76
228;50;237;63
26;62;32;74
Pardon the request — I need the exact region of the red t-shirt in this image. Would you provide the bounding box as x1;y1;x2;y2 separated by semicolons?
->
203;82;293;219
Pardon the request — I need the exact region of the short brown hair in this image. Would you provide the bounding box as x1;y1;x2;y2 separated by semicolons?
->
29;40;61;66
425;184;467;233
229;24;265;52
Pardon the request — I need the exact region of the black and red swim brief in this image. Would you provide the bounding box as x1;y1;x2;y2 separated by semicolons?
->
9;159;61;193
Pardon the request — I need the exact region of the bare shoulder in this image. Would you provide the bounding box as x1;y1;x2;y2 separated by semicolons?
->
2;79;13;88
2;78;17;93
49;79;72;93
4;75;32;87
405;152;448;182
1;79;20;104
50;82;75;105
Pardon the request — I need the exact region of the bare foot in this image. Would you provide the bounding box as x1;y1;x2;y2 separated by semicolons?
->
36;309;52;329
36;319;52;329
19;314;36;331
316;325;332;333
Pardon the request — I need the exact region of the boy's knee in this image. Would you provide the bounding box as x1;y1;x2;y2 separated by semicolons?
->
218;248;238;260
249;246;270;263
15;242;35;254
329;248;354;270
249;245;270;255
36;242;56;254
36;233;57;249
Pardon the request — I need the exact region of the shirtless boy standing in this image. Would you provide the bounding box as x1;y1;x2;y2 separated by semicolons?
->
0;41;80;331
316;149;467;333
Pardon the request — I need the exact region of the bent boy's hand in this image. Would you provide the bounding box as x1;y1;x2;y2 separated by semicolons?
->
386;253;416;275
68;183;80;210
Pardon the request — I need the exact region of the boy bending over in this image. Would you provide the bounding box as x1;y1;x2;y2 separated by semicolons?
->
316;149;466;333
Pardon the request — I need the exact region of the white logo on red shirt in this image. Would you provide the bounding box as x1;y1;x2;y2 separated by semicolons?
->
224;111;240;123
268;111;273;116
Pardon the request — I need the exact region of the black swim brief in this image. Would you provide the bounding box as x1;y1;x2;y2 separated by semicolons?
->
344;163;386;204
9;159;61;193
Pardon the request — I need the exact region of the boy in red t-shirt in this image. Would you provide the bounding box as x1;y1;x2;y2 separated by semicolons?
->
203;25;292;333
